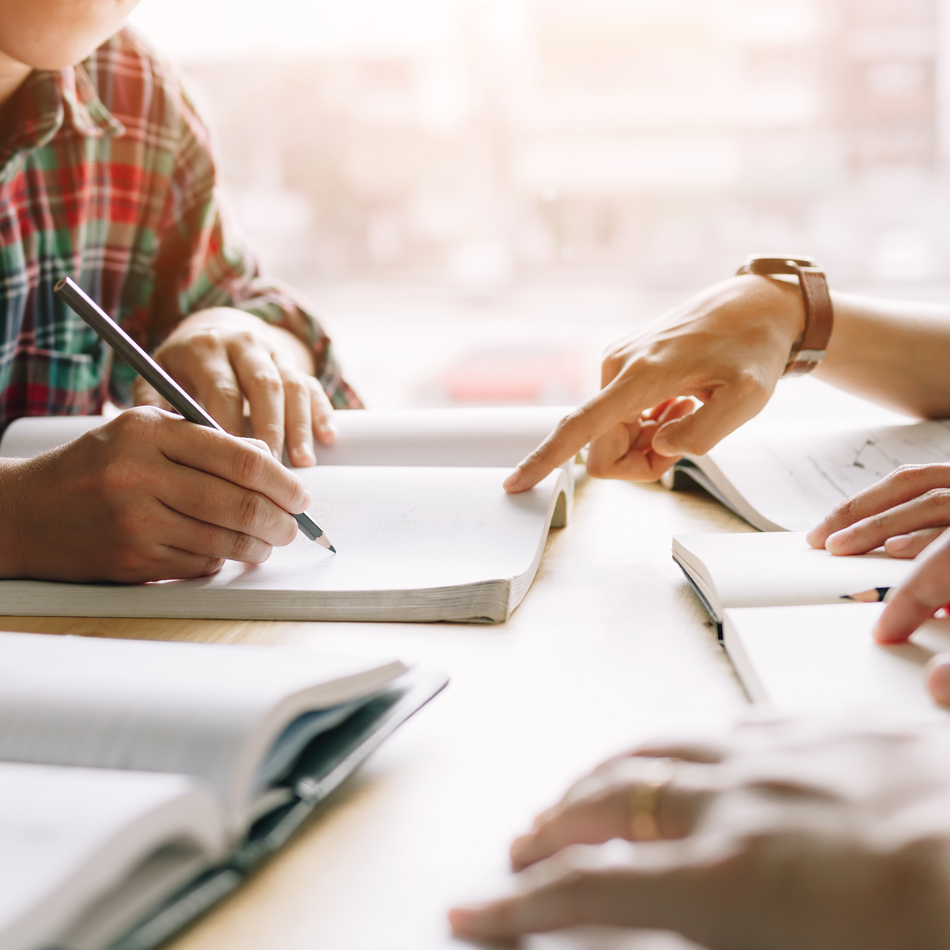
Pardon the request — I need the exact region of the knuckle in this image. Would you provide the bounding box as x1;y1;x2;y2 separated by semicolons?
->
235;330;259;348
233;444;269;486
228;532;262;562
282;374;308;398
892;464;927;484
195;556;225;577
236;491;270;531
188;329;224;352
211;380;242;403
920;488;950;514
249;370;283;396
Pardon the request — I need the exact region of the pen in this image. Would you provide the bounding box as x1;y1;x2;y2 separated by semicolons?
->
53;276;335;552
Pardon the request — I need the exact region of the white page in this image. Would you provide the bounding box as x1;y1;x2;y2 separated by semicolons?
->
0;632;405;828
0;415;102;457
700;419;950;531
314;405;572;466
0;762;223;950
723;602;950;718
202;466;562;592
0;466;566;622
0;406;572;467
673;532;918;616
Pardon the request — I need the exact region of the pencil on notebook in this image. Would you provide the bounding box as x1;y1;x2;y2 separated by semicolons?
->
841;587;892;603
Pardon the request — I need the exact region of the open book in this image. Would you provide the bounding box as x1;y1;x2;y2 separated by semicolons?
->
723;602;950;719
0;408;572;623
673;531;917;633
663;418;950;531
0;631;445;950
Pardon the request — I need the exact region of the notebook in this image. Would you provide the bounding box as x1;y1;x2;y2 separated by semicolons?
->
722;602;950;719
0;630;446;950
0;408;571;623
662;418;950;532
673;531;917;633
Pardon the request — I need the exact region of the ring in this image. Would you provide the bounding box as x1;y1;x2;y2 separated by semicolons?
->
630;757;676;841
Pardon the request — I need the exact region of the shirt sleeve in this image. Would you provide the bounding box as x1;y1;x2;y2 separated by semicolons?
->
142;82;362;410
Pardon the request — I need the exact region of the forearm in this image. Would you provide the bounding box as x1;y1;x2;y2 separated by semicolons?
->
817;293;950;418
0;457;27;577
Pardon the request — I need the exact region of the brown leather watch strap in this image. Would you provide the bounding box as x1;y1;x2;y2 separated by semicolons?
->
736;256;834;377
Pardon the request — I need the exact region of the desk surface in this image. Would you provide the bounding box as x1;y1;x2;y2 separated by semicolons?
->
2;478;752;950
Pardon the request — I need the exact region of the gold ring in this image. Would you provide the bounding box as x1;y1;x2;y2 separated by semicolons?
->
630;757;676;841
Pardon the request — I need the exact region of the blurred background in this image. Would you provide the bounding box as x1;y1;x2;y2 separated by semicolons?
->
131;0;950;409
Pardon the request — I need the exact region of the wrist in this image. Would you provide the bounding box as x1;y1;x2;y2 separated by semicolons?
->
732;273;807;346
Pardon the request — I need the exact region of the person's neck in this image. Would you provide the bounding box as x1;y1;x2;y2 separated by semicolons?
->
0;55;31;111
0;55;33;147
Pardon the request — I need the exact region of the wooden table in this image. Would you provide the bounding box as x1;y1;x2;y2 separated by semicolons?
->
2;477;752;950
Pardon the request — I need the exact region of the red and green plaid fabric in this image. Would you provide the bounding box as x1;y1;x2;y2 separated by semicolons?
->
0;27;360;435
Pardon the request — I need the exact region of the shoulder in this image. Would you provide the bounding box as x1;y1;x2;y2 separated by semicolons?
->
81;27;208;145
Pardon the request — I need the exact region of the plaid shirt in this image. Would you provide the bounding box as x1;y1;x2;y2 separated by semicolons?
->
0;28;360;435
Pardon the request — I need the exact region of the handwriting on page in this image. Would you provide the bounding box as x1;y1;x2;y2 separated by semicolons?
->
803;421;950;501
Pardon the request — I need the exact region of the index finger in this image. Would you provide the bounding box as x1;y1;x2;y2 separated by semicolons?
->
450;838;729;942
504;376;670;493
874;526;950;644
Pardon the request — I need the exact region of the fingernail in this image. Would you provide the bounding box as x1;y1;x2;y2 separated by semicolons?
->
447;906;490;936
827;527;852;549
320;418;338;435
293;446;316;468
509;833;531;864
888;534;912;553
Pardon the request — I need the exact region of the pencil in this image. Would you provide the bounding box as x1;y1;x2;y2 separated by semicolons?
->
841;587;891;603
53;276;336;552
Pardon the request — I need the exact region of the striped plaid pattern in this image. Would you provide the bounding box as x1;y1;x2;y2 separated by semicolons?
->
0;28;360;435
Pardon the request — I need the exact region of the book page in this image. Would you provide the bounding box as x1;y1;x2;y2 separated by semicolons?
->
0;415;104;458
0;762;223;950
316;406;572;466
0;406;572;467
673;532;918;614
702;419;950;532
724;603;950;718
0;632;404;828
189;466;564;594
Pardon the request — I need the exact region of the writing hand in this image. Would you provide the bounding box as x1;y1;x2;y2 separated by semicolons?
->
807;463;950;558
503;275;804;493
450;718;950;948
132;308;336;467
1;407;310;583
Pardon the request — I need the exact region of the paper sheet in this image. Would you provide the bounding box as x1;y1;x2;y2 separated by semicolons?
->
705;419;950;532
171;466;562;594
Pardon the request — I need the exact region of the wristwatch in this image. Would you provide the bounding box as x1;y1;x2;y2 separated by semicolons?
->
736;256;834;376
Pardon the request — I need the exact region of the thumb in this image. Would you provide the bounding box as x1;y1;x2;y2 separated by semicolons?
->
652;385;765;458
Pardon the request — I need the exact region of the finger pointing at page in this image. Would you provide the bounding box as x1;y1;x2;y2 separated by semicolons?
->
874;526;950;648
503;275;803;493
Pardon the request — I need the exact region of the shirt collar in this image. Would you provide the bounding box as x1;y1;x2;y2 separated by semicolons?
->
0;64;125;181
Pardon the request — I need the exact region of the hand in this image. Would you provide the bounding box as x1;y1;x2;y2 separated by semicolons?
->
131;308;336;467
803;465;950;704
806;463;950;559
503;275;804;493
450;717;950;950
0;407;310;583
